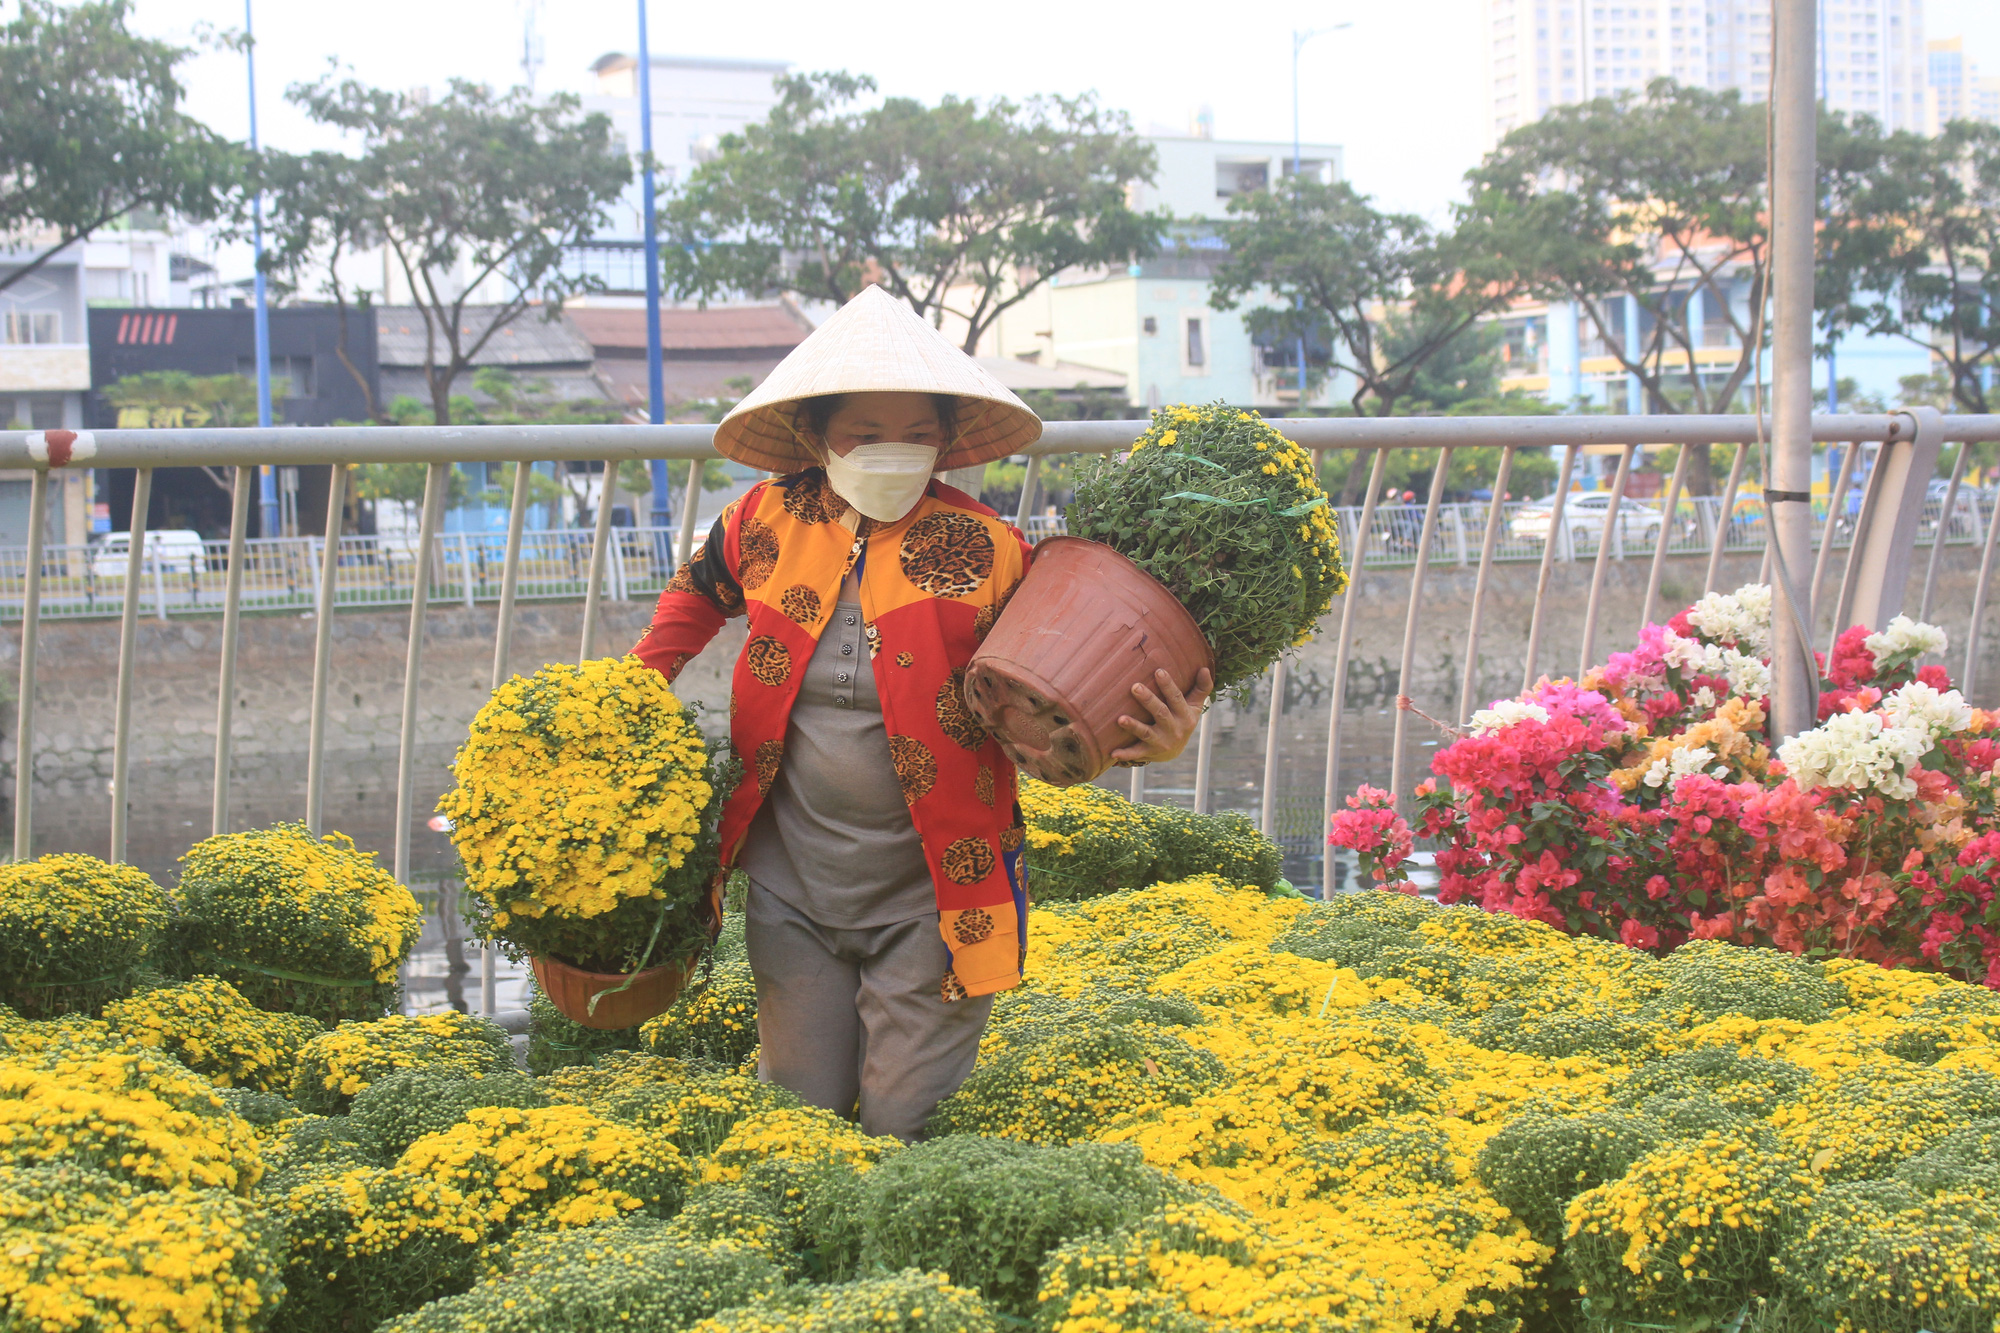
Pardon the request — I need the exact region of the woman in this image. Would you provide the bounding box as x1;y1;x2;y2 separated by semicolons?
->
633;287;1209;1140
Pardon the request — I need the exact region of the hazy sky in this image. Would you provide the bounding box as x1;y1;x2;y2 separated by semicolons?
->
131;0;2000;229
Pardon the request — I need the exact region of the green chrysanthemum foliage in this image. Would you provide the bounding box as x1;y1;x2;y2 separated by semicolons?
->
640;915;759;1069
1269;890;1440;969
658;1185;803;1276
598;1071;801;1160
927;1022;1225;1145
1614;1046;1812;1119
1564;1126;1817;1326
0;853;169;1018
528;982;643;1076
1775;1177;2000;1332
1892;1118;2000;1197
1068;403;1346;692
377;1220;783;1333
348;1064;549;1159
1136;801;1283;892
804;1137;1180;1319
691;1268;999;1333
102;976;325;1092
983;987;1202;1053
538;1049;698;1110
1476;1111;1666;1250
170;823;423;1025
1463;1001;1667;1060
289;1011;516;1114
1298;1116;1459;1200
218;1086;300;1129
258;1114;386;1186
1625;940;1844;1026
269;1162;484;1333
1781;1067;2000;1184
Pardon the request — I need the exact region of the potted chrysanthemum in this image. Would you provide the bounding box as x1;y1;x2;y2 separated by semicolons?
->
439;656;726;1028
968;403;1346;785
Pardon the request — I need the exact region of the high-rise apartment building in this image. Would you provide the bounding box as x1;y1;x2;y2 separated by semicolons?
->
1484;0;1927;146
1929;37;2000;129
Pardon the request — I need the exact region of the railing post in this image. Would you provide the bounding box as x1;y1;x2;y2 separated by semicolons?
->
12;469;47;862
1458;446;1516;723
1390;448;1454;811
1810;441;1862;630
580;463;618;661
459;532;474;610
210;466;253;837
1921;435;1973;624
1704;441;1751;595
109;469;152;865
1642;441;1693;631
1323;449;1390;868
1577;442;1635;677
1258;659;1285;837
1522;444;1580;690
395;463;449;886
1192;708;1215;817
1841;409;1943;637
675;462;702;566
303;465;348;835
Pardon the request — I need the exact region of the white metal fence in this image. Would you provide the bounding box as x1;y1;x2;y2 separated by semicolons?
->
4;408;1998;903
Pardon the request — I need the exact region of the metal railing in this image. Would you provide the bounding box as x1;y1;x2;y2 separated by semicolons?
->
5;408;1999;901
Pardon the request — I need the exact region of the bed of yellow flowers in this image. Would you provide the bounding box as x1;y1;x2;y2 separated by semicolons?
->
6;869;2000;1331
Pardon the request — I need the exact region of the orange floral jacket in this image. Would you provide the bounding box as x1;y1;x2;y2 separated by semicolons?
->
632;468;1033;998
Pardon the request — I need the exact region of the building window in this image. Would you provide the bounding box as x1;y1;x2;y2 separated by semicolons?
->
1214;160;1269;198
1185;316;1207;370
1142;316;1158;335
236;355;316;398
2;310;61;344
28;396;63;429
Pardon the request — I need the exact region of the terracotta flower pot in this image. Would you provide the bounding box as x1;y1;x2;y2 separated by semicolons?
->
965;536;1214;788
531;952;697;1030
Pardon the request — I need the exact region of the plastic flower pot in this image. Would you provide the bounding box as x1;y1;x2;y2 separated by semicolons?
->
530;952;697;1030
966;536;1213;788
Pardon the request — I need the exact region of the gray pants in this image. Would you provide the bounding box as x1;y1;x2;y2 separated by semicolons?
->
744;881;994;1142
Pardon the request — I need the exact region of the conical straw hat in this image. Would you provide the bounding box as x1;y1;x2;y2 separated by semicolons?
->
715;285;1043;473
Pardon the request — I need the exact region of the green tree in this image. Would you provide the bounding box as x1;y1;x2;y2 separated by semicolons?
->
663;73;1165;353
259;77;631;424
1207;177;1526;502
0;0;241;295
1466;79;1784;493
1818;118;1999;413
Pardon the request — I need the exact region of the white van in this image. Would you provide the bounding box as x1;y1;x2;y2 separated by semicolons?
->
90;529;210;579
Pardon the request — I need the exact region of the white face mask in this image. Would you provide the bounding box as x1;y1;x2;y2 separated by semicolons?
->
821;442;941;522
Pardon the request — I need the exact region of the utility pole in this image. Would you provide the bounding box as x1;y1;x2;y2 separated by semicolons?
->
1291;23;1348;411
1767;0;1819;740
246;0;278;538
639;3;672;534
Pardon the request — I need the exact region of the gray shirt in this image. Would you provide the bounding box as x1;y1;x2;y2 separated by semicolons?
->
739;601;937;928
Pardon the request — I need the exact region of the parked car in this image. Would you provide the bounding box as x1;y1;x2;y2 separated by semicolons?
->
1508;493;1665;547
89;529;209;579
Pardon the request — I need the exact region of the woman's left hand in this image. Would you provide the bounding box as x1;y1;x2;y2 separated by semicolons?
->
1110;667;1214;766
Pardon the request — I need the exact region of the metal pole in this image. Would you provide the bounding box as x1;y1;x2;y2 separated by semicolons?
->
638;1;671;531
1389;448;1453;810
1920;439;1972;624
245;1;276;541
210;466;253;836
675;462;703;565
1191;708;1215;816
491;461;532;690
1258;659;1286;837
1641;441;1692;630
459;531;475;610
1578;443;1635;675
12;470;47;861
1766;0;1820;742
1521;444;1579;690
1704;440;1752;594
1128;759;1146;804
1324;449;1389;843
395;463;448;885
1457;445;1515;722
109;469;152;864
1811;440;1861;627
303;466;347;833
1964;478;2000;700
1014;453;1041;524
581;462;618;660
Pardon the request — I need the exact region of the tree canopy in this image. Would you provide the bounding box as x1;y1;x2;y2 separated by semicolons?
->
0;0;241;294
1465;79;1779;492
1819;117;2000;414
259;76;631;424
662;73;1166;353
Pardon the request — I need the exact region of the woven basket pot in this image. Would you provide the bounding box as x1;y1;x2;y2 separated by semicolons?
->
965;536;1213;788
531;952;697;1030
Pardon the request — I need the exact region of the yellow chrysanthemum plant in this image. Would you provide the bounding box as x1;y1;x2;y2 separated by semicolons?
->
1069;402;1348;693
439;656;726;982
171;823;423;1026
0;854;170;1019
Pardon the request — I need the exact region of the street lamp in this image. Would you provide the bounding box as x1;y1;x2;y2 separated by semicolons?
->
1290;22;1350;409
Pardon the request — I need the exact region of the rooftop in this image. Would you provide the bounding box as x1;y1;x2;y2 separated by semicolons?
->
373;307;594;368
566;304;814;355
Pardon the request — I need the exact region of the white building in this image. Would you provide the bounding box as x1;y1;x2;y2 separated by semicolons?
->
1484;0;1929;146
581;52;790;242
972;133;1346;412
1928;36;2000;128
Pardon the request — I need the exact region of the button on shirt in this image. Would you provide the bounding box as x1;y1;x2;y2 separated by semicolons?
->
740;601;935;928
